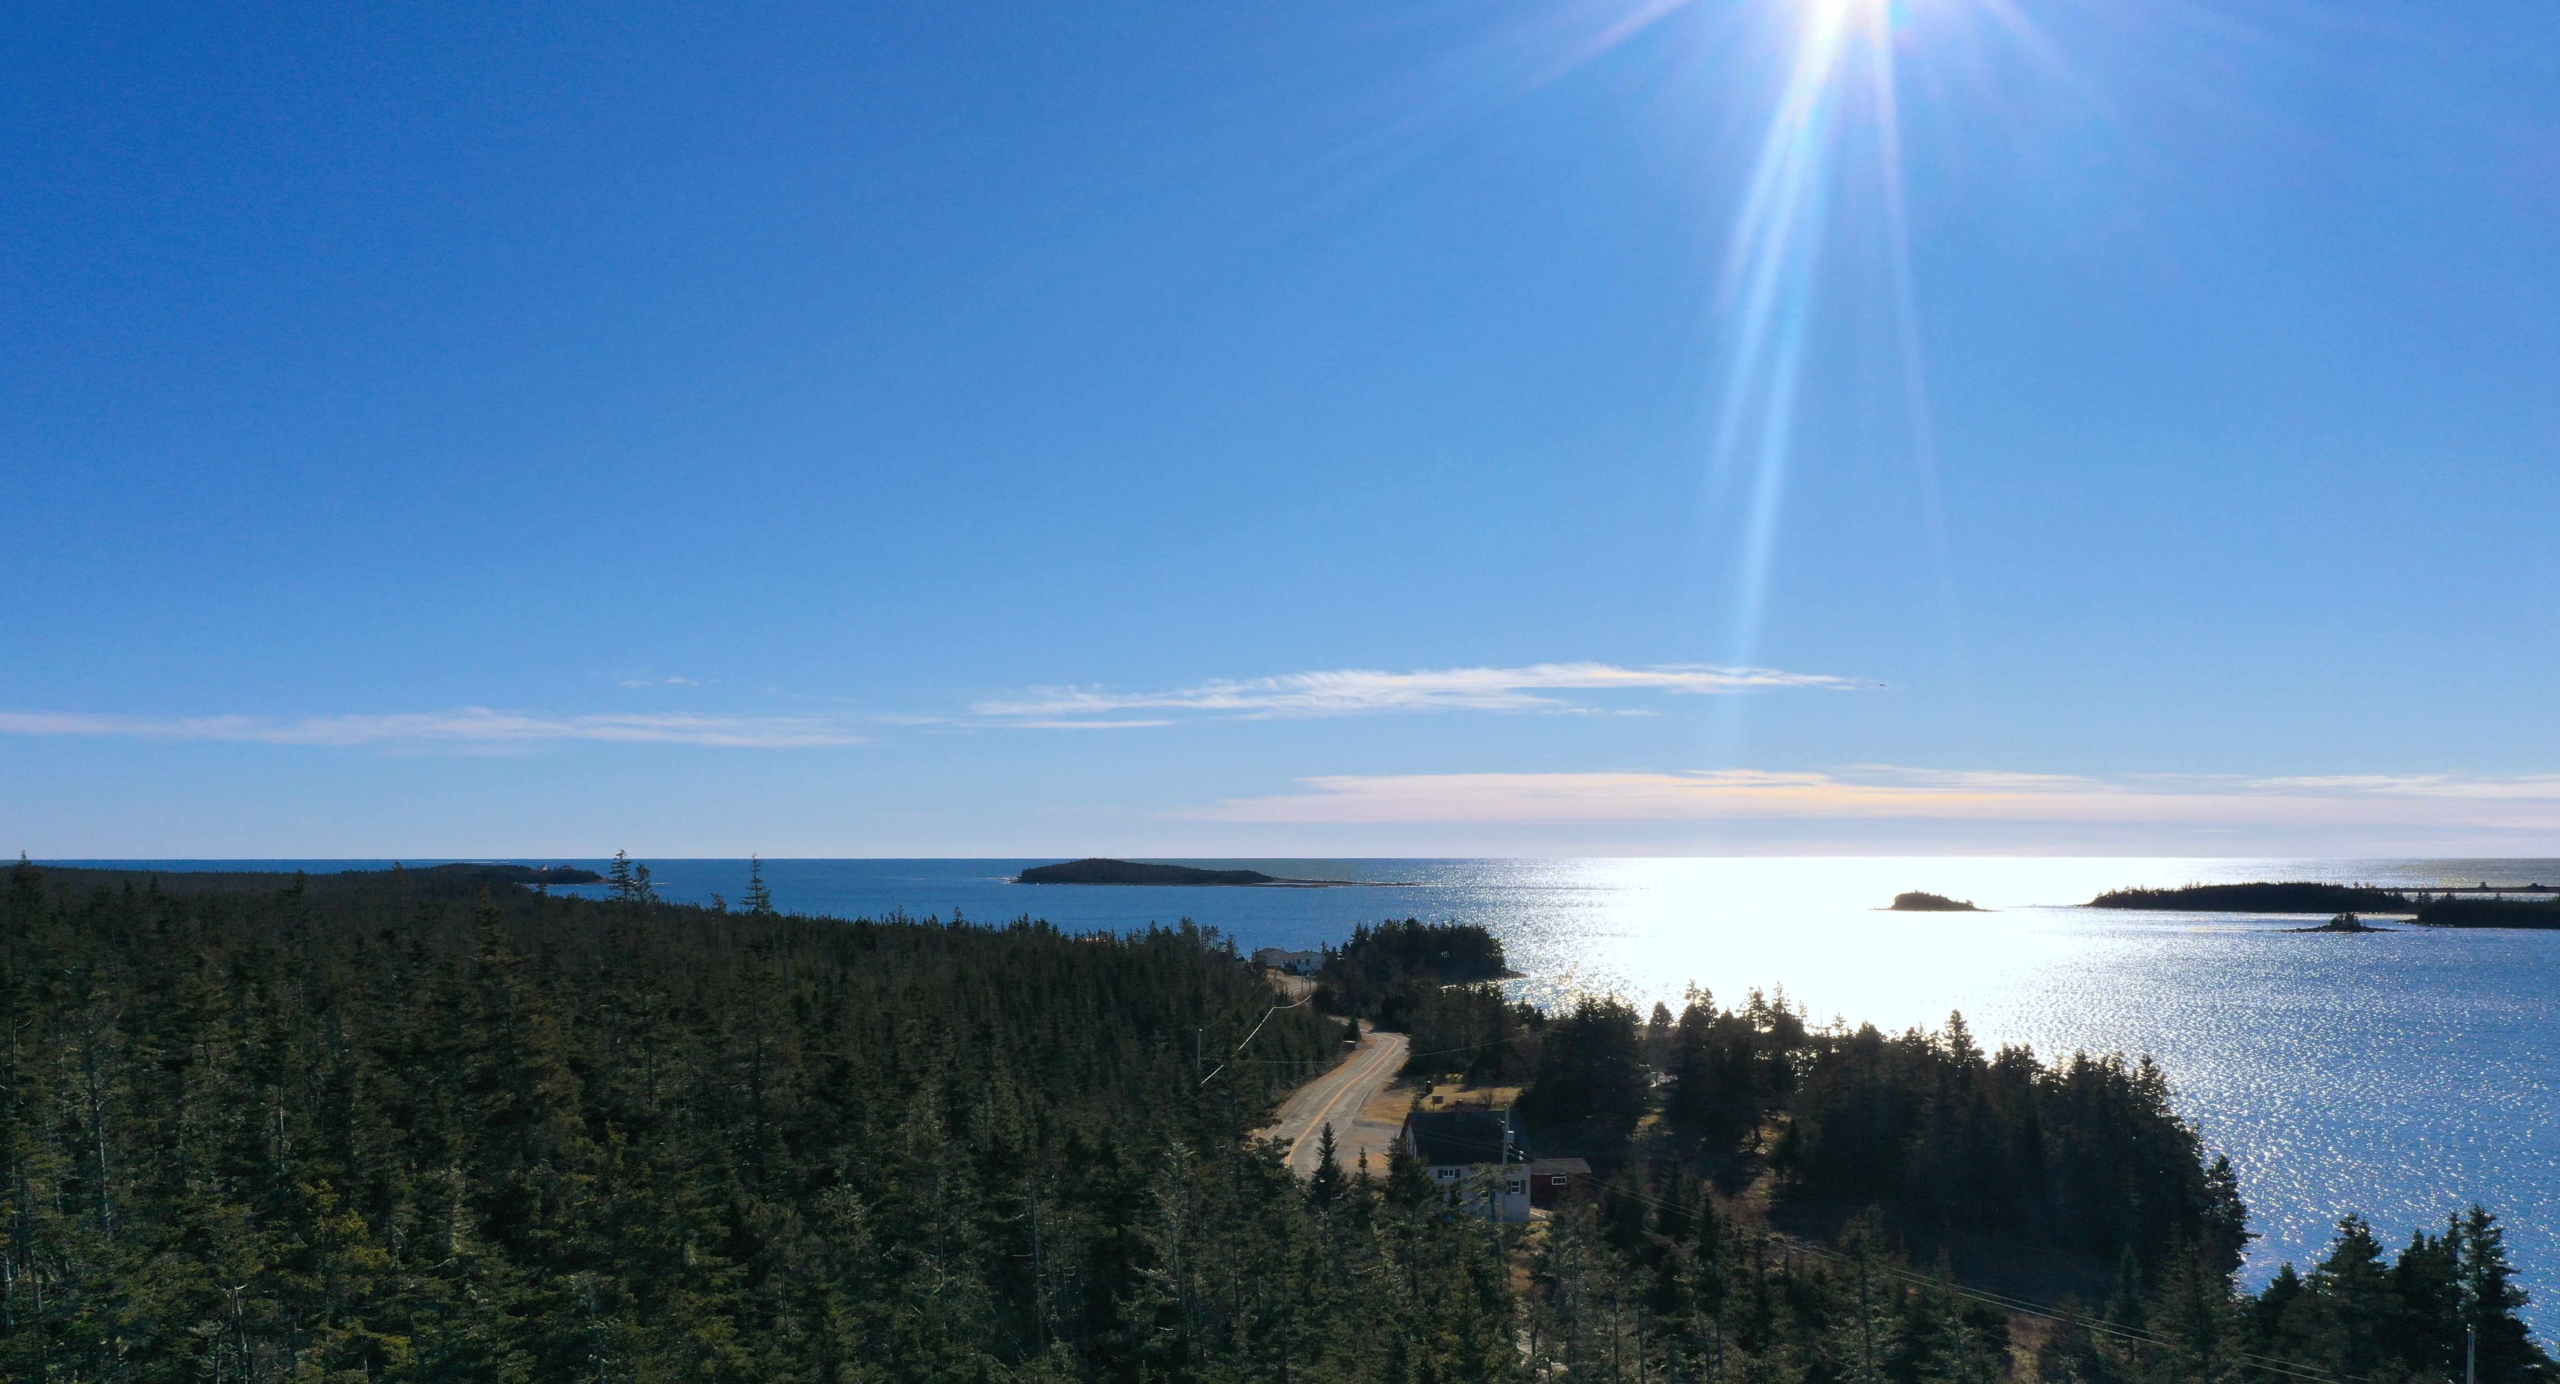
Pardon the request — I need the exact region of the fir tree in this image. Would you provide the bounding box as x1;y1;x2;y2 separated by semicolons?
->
2308;1214;2391;1378
2461;1206;2544;1384
1308;1122;1346;1207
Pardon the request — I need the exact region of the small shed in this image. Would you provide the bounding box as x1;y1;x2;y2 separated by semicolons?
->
1528;1157;1593;1209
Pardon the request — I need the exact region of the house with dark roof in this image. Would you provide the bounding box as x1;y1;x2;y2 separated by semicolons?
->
1401;1108;1530;1221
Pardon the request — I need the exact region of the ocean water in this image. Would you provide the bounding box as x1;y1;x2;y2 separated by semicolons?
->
59;855;2560;1329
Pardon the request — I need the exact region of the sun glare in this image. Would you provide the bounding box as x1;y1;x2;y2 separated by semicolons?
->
1702;0;1943;753
1794;0;1890;20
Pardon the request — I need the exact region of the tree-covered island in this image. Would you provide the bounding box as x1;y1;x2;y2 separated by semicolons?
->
1889;891;1983;911
1015;858;1387;887
2292;913;2391;933
2089;882;2560;930
2088;882;2416;913
1018;858;1280;885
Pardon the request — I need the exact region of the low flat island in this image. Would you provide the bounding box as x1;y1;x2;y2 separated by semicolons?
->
1013;857;1396;887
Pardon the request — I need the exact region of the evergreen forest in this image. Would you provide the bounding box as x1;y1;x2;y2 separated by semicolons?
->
0;858;2545;1384
1312;920;1514;1029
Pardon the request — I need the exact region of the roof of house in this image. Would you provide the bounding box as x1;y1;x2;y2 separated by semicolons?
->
1405;1109;1513;1167
1528;1157;1592;1177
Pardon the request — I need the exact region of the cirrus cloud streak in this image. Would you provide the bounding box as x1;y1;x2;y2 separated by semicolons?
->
1194;767;2560;833
974;661;1867;723
0;709;866;750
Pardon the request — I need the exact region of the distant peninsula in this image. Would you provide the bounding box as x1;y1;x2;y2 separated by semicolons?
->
2084;882;2560;929
1888;891;1982;912
2411;898;2560;930
1013;858;1393;887
2087;882;2413;913
450;862;606;886
23;860;605;897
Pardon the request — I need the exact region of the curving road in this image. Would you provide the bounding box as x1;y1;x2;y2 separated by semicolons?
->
1261;1028;1410;1178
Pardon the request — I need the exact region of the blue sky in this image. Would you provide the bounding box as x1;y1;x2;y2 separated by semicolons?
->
5;0;2556;857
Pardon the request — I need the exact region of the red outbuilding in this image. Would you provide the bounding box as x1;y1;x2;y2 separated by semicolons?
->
1528;1157;1593;1209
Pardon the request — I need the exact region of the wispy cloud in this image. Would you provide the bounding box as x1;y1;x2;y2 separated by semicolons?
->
2239;773;2560;801
0;709;865;750
974;662;1867;725
0;662;1858;755
1004;719;1179;731
1193;766;2560;833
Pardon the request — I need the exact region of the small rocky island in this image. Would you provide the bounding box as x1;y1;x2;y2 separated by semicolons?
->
1889;891;1982;912
1014;858;1388;887
2294;913;2390;933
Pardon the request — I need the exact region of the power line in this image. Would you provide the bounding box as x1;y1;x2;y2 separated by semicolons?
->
1198;992;1315;1086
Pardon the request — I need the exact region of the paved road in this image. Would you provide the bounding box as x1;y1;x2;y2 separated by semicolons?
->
1261;1029;1410;1178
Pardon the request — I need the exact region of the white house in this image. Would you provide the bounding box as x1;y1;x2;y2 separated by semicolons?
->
1253;947;1322;975
1401;1109;1531;1222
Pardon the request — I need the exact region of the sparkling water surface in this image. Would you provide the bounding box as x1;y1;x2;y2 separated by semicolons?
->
64;855;2560;1329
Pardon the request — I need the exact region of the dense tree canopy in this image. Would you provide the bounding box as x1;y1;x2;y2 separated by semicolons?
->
0;860;1439;1382
1314;920;1510;1028
1514;999;1650;1152
1;858;2545;1384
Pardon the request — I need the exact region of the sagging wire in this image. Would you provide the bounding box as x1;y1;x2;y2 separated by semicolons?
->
1199;992;1315;1086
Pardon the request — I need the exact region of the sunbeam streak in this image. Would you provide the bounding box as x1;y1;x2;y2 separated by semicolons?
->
1866;1;1966;672
1707;0;1931;745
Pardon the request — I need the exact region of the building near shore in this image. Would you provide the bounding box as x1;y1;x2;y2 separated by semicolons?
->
1402;1108;1531;1221
1253;947;1322;974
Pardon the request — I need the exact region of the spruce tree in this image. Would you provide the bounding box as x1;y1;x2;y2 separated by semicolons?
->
2309;1215;2391;1378
2459;1206;2546;1383
2147;1243;2245;1384
2388;1222;2465;1377
1308;1122;1346;1207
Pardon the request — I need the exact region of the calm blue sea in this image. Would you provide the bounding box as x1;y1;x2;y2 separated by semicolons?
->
54;855;2560;1330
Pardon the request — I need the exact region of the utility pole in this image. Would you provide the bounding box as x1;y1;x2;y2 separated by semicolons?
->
2468;1325;2477;1384
1495;1115;1515;1222
1027;1171;1046;1351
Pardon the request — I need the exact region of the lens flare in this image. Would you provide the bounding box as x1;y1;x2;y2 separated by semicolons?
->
1406;0;2086;750
1697;0;1951;757
1710;0;1858;658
